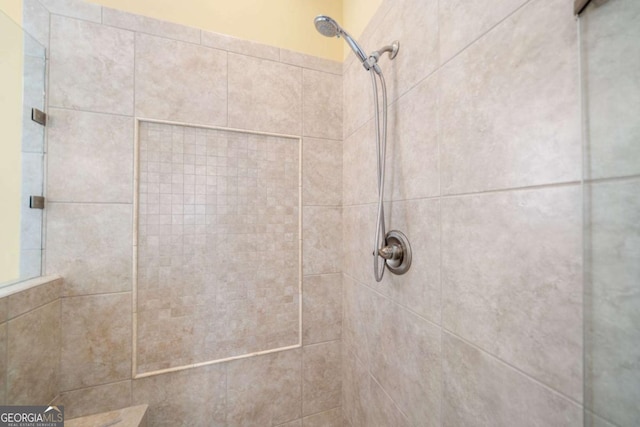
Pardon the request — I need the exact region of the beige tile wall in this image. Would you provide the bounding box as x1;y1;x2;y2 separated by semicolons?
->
342;0;585;425
37;0;344;424
0;276;62;406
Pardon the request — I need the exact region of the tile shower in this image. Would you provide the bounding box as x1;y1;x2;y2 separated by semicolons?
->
3;0;342;424
1;0;637;426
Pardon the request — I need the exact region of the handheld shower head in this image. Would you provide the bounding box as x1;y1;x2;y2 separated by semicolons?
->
314;15;369;66
314;15;340;38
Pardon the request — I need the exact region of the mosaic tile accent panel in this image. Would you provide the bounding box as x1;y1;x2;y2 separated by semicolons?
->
136;122;300;374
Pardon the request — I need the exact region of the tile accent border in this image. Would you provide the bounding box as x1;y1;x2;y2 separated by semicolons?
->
131;117;303;379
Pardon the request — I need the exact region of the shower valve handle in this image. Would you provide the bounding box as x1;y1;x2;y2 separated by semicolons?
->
378;244;403;261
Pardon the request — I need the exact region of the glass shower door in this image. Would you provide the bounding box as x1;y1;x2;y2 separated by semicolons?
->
580;0;640;425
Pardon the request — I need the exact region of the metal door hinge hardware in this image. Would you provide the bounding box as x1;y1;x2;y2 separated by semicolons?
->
31;108;47;126
29;196;45;209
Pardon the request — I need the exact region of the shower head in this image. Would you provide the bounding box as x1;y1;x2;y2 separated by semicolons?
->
314;15;340;38
314;15;369;66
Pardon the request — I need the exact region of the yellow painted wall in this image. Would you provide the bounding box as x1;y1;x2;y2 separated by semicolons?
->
342;0;383;58
86;0;345;61
0;8;23;283
0;0;20;23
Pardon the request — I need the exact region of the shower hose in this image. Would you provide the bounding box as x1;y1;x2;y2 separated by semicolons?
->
370;68;388;283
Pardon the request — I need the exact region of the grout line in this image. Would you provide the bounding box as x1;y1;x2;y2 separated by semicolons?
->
344;272;584;409
344;271;441;329
584;410;623;427
47;105;135;119
301;406;342;420
301;338;341;349
341;180;583;208
441;329;584;408
369;370;413;424
7;298;61;323
58;378;132;395
59;290;132;300
436;13;445;420
438;0;536;70
341;0;538;143
584;173;640;185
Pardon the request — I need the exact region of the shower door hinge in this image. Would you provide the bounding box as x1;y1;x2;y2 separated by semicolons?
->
31;108;47;126
29;196;45;209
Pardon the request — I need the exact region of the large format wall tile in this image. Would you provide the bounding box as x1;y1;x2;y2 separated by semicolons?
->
39;0;102;22
342;59;374;140
342;276;373;368
342;348;411;427
227;349;302;426
303;207;342;275
374;198;441;324
47;109;134;203
367;0;439;103
6;301;60;405
133;365;226;427
135;33;227;126
58;380;132;419
303;274;342;345
582;0;640;179
367;291;441;427
228;53;302;135
202;30;280;61
585;178;640;427
386;72;439;201
442;186;583;399
440;0;580;194
342;119;378;206
303;341;341;416
303;69;343;141
341;349;371;427
303;138;342;207
443;333;582;427
50;15;134;115
60;293;132;391
342;204;377;287
279;49;342;75
45;203;132;296
103;8;201;44
439;0;528;62
343;199;440;325
6;277;62;320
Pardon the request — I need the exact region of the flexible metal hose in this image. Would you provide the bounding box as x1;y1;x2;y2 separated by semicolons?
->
370;69;388;282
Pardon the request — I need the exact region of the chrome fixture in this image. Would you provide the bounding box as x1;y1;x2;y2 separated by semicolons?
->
379;230;412;275
314;15;410;282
